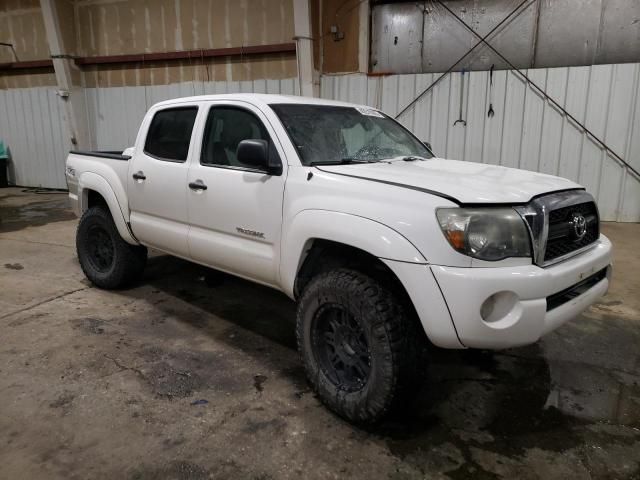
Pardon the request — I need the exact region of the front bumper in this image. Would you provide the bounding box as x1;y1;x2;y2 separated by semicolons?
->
431;235;612;349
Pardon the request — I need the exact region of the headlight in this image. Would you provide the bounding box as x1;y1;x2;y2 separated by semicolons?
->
436;208;531;261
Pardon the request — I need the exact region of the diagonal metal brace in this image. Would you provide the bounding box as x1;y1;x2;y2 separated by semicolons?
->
394;0;535;121
436;0;640;181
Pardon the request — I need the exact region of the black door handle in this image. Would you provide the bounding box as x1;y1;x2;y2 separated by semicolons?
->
189;180;207;191
132;171;146;180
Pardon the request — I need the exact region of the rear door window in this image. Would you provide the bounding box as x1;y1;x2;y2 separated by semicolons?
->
144;107;198;162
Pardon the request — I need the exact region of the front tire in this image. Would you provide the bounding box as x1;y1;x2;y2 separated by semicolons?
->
296;268;422;424
76;206;147;289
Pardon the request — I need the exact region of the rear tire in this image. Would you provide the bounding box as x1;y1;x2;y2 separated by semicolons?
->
76;206;147;289
296;268;423;424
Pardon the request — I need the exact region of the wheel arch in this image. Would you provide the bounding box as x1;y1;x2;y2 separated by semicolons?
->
78;172;138;245
281;210;426;297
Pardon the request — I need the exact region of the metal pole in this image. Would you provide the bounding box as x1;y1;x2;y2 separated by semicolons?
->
436;0;640;180
394;0;534;120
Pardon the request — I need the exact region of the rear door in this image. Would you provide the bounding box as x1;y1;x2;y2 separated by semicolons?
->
128;105;199;257
186;101;287;286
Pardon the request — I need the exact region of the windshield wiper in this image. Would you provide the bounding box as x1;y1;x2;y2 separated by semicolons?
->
310;158;376;166
401;156;427;162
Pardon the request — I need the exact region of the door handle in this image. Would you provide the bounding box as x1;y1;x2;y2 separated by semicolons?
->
132;171;146;181
188;180;208;191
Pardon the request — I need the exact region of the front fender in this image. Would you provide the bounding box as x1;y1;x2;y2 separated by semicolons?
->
280;209;426;297
78;172;138;245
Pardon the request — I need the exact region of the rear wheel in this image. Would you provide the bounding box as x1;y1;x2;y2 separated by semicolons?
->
296;268;423;424
76;206;147;289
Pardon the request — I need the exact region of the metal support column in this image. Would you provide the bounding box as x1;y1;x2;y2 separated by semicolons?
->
293;0;316;97
40;0;89;149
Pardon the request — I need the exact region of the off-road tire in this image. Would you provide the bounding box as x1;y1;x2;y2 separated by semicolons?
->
76;206;147;289
296;268;422;424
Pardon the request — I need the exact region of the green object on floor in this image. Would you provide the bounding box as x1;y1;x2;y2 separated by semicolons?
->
0;141;8;187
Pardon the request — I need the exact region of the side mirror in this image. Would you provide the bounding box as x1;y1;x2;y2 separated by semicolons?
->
237;139;281;175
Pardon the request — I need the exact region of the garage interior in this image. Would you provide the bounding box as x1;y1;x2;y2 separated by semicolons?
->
1;0;640;478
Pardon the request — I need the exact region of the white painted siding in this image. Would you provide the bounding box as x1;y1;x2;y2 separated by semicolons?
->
1;65;639;222
84;78;300;150
0;88;71;189
321;64;640;222
0;78;299;189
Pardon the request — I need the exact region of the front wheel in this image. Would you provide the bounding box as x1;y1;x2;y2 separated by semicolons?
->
76;206;147;289
296;268;422;424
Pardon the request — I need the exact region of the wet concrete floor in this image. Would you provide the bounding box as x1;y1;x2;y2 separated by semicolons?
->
1;187;639;479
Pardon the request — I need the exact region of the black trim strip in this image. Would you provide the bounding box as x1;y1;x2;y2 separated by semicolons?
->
460;188;586;208
142;150;187;163
315;166;585;207
546;267;607;311
199;163;268;175
314;166;460;204
70;150;131;161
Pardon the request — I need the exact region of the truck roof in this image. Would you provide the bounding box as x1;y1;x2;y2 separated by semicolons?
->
152;93;371;111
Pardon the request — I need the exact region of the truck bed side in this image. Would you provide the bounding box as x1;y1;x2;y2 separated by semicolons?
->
65;149;138;244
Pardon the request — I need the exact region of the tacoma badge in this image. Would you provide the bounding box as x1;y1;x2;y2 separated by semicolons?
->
236;227;265;239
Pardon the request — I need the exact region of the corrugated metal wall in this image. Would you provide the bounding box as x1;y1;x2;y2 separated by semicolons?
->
321;63;640;222
0;88;71;189
85;78;300;150
0;78;298;188
2;64;639;222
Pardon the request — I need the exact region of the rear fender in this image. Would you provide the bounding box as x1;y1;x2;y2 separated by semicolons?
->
78;172;138;245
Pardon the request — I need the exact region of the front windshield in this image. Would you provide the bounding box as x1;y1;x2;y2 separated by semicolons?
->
270;104;433;165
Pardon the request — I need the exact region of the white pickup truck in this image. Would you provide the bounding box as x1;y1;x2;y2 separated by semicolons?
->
66;94;612;423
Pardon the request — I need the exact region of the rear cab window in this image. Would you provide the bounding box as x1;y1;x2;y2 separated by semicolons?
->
144;107;198;162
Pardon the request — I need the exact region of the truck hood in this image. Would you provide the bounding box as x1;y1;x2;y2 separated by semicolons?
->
316;158;582;204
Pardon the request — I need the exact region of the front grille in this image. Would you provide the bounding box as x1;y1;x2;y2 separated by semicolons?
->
543;201;599;263
546;268;607;311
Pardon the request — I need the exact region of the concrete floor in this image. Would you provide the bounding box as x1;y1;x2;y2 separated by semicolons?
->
0;187;639;480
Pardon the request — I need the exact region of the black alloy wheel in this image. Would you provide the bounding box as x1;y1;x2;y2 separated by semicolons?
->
311;304;372;391
86;224;115;272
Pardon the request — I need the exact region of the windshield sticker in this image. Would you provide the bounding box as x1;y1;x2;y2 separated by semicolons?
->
355;107;384;118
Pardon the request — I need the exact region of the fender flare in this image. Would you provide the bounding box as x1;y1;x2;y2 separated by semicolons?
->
280;209;426;297
78;172;138;245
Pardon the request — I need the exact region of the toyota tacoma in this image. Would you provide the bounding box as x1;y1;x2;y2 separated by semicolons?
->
65;94;612;423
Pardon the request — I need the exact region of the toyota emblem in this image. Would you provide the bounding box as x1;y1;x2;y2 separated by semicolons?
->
571;213;587;241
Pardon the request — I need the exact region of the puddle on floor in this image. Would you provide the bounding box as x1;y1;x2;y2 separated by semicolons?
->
0;196;74;233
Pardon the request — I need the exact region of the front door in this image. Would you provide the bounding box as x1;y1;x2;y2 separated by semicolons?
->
128;105;199;257
186;102;287;287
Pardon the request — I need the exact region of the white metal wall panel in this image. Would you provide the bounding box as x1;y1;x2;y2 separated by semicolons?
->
0;87;71;189
1;78;298;189
320;64;640;222
84;78;299;150
1;68;638;221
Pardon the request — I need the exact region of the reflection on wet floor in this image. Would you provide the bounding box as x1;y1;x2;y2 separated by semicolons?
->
142;253;640;431
138;252;640;477
0;193;74;233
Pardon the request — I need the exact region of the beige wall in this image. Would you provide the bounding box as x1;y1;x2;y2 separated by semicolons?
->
75;0;297;87
0;0;367;90
318;0;361;74
1;0;298;89
0;0;57;88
